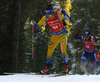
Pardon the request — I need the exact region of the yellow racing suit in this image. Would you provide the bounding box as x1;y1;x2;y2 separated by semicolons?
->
37;10;70;66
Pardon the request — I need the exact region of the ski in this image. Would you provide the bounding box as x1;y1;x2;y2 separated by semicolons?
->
31;72;70;77
48;73;69;77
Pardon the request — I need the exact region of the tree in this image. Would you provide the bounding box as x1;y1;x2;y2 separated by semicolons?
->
9;0;21;72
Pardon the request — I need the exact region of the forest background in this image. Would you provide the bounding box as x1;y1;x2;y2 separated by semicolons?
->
0;0;100;74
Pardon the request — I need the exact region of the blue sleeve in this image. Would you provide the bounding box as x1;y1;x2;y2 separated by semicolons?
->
75;34;84;40
61;10;70;20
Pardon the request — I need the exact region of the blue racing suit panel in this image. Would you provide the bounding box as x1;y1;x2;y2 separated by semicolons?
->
81;50;96;63
51;28;68;35
61;10;70;20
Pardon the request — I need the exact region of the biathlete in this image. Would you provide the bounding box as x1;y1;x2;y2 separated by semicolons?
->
75;30;97;74
31;3;70;74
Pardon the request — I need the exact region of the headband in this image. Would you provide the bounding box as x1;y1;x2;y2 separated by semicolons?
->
45;8;54;15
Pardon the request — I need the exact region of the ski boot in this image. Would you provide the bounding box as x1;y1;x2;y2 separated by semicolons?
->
62;64;68;74
40;66;49;74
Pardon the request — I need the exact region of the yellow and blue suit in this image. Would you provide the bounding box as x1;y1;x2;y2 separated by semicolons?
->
36;10;70;66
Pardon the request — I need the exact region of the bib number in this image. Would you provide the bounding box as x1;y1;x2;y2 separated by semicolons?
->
52;26;58;29
86;45;90;48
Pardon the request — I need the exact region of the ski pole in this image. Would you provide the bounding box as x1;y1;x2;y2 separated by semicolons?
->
30;20;36;59
32;25;34;59
75;29;80;74
75;38;78;74
30;20;36;72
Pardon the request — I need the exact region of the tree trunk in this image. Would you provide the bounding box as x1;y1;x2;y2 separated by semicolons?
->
10;0;21;73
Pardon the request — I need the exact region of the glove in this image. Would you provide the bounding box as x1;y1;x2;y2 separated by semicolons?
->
53;4;62;11
51;1;59;6
30;20;36;25
76;30;80;34
94;38;97;41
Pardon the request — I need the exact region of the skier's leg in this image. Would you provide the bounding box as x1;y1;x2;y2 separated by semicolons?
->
80;52;88;74
90;52;96;63
89;52;96;74
40;35;60;74
60;34;68;63
46;35;60;65
60;34;69;73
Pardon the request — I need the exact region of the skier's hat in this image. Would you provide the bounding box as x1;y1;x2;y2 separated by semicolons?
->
85;30;90;35
45;4;54;15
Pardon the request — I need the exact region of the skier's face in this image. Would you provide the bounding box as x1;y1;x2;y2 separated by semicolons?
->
85;34;89;37
85;35;90;39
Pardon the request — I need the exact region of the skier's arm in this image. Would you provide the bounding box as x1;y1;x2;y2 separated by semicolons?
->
30;16;46;28
58;12;65;20
53;4;70;20
75;34;83;40
75;30;83;40
37;16;46;27
61;10;70;20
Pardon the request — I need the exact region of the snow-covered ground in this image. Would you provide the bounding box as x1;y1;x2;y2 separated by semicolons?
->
0;73;100;82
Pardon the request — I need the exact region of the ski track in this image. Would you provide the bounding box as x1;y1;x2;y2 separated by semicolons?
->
0;74;100;82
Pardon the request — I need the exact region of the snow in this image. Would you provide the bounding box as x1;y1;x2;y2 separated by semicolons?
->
0;74;100;82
